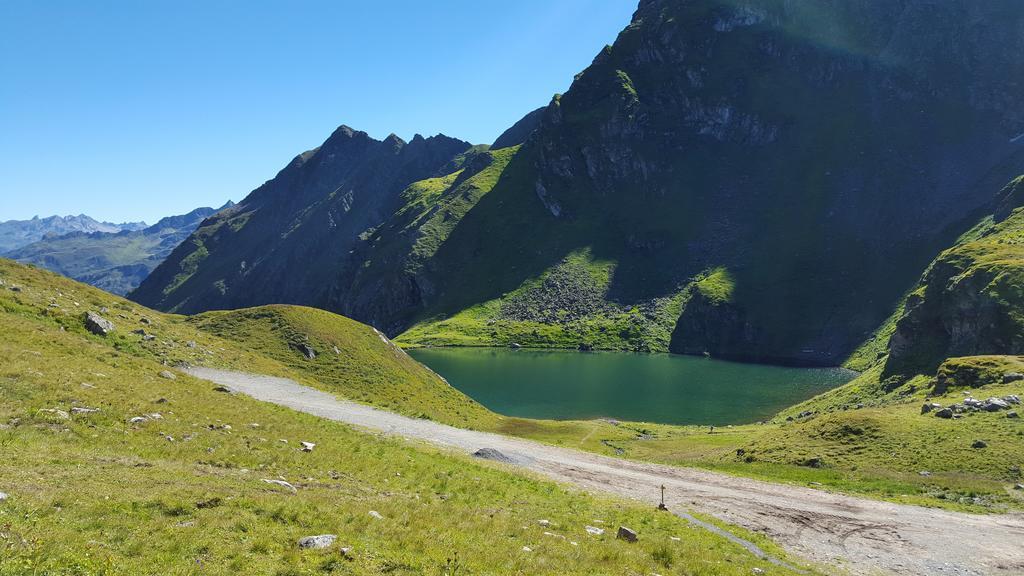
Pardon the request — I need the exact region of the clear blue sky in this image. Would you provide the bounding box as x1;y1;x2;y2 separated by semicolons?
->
0;0;636;224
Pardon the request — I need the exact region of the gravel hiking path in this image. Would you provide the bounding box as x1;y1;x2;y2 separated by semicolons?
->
187;367;1024;576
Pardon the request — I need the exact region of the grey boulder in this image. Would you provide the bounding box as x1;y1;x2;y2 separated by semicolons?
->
298;534;337;549
616;526;638;543
983;398;1010;412
84;312;115;336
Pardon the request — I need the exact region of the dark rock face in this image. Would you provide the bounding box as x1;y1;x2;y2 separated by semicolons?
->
670;285;758;361
492;107;545;149
887;178;1024;376
398;0;1024;364
131;128;473;313
134;0;1024;365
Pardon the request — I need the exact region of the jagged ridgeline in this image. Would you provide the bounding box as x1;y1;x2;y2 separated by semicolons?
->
132;0;1024;366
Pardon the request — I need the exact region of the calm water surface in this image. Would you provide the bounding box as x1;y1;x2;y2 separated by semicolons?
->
409;348;855;425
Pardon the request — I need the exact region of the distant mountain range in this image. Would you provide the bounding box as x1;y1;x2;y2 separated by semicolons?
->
5;202;233;295
0;214;147;254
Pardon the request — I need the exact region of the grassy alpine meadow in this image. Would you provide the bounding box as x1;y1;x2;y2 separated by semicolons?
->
0;259;817;575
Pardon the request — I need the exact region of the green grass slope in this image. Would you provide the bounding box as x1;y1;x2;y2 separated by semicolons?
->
0;259;812;575
191;305;497;429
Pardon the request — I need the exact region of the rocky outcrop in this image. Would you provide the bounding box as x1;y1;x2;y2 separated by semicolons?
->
492;107;545;149
132;128;472;314
887;181;1024;375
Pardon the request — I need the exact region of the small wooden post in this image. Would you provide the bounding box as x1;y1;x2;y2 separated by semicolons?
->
657;484;668;511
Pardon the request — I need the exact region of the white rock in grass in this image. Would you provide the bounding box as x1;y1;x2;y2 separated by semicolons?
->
262;479;297;493
538;519;550;527
368;510;384;520
298;534;336;549
38;408;70;420
521;546;532;552
300;441;316;452
0;492;8;501
585;525;604;536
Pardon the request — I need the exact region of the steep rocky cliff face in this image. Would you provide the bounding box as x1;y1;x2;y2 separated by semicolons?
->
131;127;472;312
395;0;1024;363
886;176;1024;375
135;0;1024;365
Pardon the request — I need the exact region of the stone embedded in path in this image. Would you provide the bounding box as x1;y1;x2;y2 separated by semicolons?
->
298;534;336;549
473;447;521;464
84;311;114;336
616;526;638;543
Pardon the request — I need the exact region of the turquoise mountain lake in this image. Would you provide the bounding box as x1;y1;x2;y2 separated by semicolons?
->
408;348;856;425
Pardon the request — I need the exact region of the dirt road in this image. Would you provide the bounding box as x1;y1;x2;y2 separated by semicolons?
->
186;367;1024;576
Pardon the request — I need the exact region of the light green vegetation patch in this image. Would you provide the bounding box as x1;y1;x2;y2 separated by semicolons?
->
691;268;734;304
0;259;812;575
